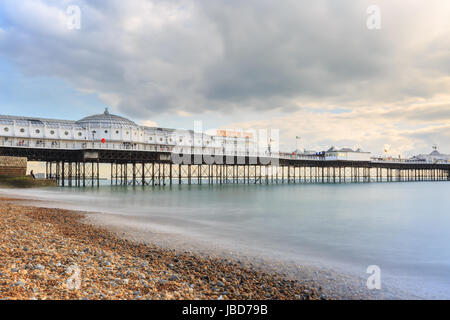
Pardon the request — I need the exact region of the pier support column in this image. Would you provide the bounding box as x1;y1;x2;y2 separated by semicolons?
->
188;164;191;185
97;160;100;187
82;161;85;187
287;166;290;184
333;167;336;184
68;162;72;187
61;161;65;187
321;167;324;183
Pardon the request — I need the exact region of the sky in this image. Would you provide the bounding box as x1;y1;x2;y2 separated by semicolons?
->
0;0;449;157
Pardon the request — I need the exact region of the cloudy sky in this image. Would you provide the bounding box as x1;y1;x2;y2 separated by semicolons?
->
0;0;449;156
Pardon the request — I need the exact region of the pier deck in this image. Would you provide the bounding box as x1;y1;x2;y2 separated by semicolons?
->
1;146;449;186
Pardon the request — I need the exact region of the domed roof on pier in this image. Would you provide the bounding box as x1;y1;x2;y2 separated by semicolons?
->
76;108;137;128
429;150;441;156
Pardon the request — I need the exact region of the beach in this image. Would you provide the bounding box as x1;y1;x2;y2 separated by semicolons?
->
0;195;409;300
1;182;439;300
0;197;327;300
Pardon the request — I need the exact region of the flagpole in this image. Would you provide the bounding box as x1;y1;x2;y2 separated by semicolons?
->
295;136;300;153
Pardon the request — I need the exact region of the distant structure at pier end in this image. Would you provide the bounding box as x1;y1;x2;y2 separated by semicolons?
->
409;148;450;164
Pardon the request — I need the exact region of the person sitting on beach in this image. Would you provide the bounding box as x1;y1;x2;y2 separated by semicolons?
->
30;170;36;179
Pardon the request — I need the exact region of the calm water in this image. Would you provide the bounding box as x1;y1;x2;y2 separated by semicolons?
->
2;182;450;298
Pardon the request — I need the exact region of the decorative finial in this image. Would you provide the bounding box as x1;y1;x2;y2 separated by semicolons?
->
104;107;109;115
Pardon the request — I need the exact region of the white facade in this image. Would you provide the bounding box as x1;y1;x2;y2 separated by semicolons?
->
0;109;263;157
409;150;450;164
325;147;371;161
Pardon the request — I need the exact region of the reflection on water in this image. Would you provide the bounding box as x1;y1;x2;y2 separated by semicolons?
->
2;182;450;298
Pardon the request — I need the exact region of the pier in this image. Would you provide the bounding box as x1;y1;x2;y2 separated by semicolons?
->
1;110;449;187
0;146;448;187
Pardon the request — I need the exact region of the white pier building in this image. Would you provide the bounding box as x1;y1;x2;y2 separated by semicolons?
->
0;108;264;157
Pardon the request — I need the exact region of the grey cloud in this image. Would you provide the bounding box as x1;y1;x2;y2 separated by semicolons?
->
201;0;391;106
383;105;450;123
0;0;449;125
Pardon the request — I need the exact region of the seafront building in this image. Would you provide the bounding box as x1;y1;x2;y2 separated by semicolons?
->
324;147;372;161
289;147;372;161
409;149;450;164
0;108;262;158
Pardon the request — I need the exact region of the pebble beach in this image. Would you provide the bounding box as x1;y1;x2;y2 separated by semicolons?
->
0;197;327;300
0;196;414;300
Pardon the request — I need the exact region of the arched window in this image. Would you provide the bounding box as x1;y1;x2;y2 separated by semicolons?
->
3;127;9;132
35;129;40;134
64;131;69;136
20;128;25;133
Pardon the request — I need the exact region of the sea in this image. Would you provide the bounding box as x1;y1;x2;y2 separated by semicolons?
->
2;181;449;299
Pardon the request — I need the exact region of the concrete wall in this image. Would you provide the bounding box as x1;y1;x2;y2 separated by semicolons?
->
0;156;27;177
